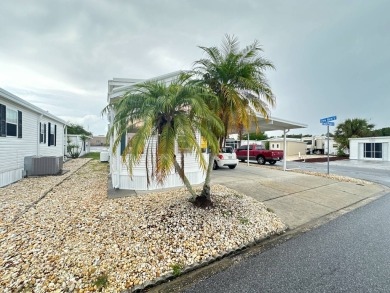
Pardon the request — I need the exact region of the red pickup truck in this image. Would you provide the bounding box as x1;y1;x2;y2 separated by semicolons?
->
235;144;283;165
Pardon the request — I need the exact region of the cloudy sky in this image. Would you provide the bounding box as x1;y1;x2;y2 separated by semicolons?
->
1;0;389;136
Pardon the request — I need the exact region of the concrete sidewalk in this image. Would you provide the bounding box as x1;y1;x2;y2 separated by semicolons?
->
211;164;389;229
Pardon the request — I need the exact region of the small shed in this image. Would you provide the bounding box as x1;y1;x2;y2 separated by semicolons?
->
349;137;390;161
267;138;307;156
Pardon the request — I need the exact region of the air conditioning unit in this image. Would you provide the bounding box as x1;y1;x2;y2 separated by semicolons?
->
100;151;109;162
24;156;63;176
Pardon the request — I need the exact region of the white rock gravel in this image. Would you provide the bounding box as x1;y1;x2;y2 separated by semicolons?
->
0;159;286;292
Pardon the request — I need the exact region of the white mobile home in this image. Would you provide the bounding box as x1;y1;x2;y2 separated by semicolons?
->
107;71;206;191
349;137;390;161
302;136;339;155
66;134;91;157
0;88;67;187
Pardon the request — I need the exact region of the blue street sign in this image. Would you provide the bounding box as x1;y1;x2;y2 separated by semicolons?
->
320;115;337;123
322;122;335;126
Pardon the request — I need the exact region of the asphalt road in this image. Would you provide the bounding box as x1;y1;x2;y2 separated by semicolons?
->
184;160;390;293
286;159;390;187
184;190;390;293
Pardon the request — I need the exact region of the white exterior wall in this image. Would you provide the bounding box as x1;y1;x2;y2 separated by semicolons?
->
349;137;390;161
108;72;208;191
38;117;66;157
268;139;307;156
0;92;65;187
109;131;206;190
66;135;90;157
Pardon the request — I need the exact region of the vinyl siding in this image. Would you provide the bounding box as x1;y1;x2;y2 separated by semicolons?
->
110;133;206;190
0;97;65;187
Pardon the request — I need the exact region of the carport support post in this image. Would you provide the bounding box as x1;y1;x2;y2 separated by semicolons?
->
283;129;288;171
247;131;250;166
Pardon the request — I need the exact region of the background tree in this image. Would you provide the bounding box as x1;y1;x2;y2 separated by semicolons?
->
67;123;92;136
104;77;222;203
242;132;268;140
334;118;375;152
371;127;390;136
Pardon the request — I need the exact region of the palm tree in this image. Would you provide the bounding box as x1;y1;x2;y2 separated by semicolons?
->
104;76;223;201
192;35;276;200
334;118;375;152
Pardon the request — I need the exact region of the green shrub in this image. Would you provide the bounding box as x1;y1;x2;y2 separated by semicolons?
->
170;263;184;276
94;273;109;289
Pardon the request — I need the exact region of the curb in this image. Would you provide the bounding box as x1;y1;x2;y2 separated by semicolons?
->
122;229;286;293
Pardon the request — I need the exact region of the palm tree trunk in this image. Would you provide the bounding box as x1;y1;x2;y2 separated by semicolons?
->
200;151;214;201
173;158;197;199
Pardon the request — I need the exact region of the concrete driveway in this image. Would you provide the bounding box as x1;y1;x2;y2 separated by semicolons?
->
211;163;388;229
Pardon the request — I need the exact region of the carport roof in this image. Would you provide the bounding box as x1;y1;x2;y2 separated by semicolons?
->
245;114;307;132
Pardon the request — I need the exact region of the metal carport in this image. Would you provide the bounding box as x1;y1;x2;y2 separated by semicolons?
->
242;114;307;171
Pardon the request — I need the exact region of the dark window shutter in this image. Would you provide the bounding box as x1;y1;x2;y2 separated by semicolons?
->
120;132;126;155
44;124;46;143
39;123;42;142
54;125;57;146
17;111;22;138
0;104;5;137
48;122;51;146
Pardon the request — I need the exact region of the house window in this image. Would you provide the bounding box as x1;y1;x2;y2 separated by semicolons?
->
364;143;382;159
39;123;47;143
40;123;44;143
6;108;17;137
0;104;6;137
48;122;57;146
0;104;22;138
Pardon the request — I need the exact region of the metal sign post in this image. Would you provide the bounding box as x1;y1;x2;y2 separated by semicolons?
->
320;116;337;174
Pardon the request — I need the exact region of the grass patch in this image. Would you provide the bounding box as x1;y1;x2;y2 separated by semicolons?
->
238;217;250;225
170;263;184;276
221;210;233;217
81;152;100;160
93;273;109;289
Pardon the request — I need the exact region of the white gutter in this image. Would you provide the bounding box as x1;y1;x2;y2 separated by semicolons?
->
283;129;289;171
37;115;43;156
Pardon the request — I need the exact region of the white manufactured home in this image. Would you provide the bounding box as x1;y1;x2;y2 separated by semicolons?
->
349;137;390;161
66;134;91;157
107;71;206;191
0;88;66;187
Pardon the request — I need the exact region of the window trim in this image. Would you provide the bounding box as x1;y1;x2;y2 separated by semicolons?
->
364;142;382;159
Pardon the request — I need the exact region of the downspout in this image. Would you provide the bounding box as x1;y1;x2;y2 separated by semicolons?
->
283;129;289;171
64;125;67;160
38;115;43;156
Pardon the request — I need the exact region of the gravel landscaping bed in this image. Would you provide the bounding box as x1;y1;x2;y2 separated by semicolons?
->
0;159;286;292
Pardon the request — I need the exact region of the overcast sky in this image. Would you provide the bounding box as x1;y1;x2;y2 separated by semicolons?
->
1;0;389;136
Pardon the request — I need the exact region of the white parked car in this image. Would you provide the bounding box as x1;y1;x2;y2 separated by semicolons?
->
213;146;239;170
